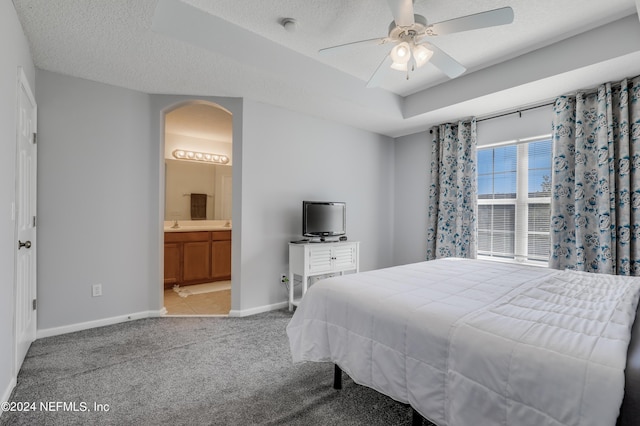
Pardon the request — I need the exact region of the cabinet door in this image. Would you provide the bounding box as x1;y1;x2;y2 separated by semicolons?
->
308;245;333;274
164;243;182;288
183;241;211;282
211;240;231;280
332;245;357;271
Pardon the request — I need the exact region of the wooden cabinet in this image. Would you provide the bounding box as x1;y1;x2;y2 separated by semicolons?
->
183;241;211;282
211;231;232;280
164;230;231;288
164;243;181;285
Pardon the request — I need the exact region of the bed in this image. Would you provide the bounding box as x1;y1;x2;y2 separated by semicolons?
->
286;258;640;426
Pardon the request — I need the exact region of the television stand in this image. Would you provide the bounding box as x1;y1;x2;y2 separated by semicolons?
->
288;240;359;310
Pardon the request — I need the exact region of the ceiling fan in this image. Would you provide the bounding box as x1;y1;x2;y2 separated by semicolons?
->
319;0;514;87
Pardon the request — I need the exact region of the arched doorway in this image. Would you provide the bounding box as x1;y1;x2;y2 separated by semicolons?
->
162;101;233;315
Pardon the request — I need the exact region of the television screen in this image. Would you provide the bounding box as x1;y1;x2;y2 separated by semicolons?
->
303;201;346;238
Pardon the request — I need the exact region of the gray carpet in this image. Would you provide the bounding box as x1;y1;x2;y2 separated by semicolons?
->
1;310;436;426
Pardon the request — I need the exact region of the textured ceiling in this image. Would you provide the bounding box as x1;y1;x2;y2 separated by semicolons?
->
11;0;640;138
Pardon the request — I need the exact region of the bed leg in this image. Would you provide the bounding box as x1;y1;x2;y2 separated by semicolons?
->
411;407;424;426
333;364;342;390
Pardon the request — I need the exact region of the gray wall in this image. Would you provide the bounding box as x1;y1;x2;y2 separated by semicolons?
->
36;70;155;330
33;73;396;329
393;131;431;266
0;0;36;406
240;99;395;312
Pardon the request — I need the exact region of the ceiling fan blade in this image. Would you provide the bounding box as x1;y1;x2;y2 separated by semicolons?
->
387;0;415;27
427;7;514;36
319;37;389;55
423;42;466;78
366;54;392;88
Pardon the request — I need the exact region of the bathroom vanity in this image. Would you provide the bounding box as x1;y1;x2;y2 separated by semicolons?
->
164;223;231;289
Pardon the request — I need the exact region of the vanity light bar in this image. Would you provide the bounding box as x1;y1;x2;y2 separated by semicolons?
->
172;149;230;164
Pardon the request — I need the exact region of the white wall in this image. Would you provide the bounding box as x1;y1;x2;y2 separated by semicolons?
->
239;100;395;312
1;0;36;407
35;70;156;332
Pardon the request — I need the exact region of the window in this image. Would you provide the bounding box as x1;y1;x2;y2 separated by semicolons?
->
477;138;552;263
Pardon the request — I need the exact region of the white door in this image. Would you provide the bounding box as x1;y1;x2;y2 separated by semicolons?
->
15;68;37;373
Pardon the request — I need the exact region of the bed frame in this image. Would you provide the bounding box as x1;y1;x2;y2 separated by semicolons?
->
331;302;640;426
619;302;640;426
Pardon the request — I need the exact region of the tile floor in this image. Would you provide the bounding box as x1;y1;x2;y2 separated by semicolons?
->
164;284;231;315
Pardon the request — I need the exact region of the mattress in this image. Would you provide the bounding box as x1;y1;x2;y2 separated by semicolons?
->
286;258;640;426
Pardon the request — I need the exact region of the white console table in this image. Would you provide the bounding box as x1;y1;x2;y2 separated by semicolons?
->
288;241;359;310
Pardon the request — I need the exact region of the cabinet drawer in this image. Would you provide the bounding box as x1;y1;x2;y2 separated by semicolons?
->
211;230;231;241
164;231;210;243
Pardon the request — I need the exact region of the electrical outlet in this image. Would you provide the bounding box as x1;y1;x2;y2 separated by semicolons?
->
92;283;102;297
280;274;289;284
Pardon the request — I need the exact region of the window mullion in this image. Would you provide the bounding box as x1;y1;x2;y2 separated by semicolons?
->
515;144;528;262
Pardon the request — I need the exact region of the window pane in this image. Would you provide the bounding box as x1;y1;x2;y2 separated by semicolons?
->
478;175;493;198
477;140;551;262
493;145;517;172
476;204;515;258
528;139;552;198
528;204;550;232
528;234;550;260
493;205;515;231
529;169;551;197
493;231;515;255
477;150;493;174
478;205;492;229
478;230;491;252
528;140;552;169
494;172;516;198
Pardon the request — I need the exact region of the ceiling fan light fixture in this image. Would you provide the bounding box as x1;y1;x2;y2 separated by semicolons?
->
413;44;433;68
390;62;408;71
390;42;411;65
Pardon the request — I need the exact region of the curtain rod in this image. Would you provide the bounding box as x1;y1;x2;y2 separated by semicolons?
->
476;101;555;123
477;74;639;123
431;74;639;131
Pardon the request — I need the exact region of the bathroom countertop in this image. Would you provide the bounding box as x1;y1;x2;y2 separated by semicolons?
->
163;221;231;233
164;226;231;233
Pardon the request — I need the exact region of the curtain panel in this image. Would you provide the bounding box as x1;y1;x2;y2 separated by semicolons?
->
426;119;477;260
550;76;640;275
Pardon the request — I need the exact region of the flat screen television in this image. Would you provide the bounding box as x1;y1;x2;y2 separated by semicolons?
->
302;201;346;239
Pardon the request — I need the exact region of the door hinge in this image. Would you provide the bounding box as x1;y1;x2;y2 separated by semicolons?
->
32;132;37;144
32;299;37;310
32;216;36;227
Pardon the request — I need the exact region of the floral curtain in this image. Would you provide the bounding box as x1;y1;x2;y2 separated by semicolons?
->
426;119;477;260
550;76;640;275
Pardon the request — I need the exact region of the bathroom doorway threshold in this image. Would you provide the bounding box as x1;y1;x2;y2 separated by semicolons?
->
163;281;231;316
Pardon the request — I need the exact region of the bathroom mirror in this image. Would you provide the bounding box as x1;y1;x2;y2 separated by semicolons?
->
165;159;232;220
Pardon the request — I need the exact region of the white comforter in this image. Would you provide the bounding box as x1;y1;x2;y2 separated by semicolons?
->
287;259;640;426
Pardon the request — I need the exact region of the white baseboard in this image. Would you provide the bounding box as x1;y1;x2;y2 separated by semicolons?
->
36;301;288;338
36;309;166;339
228;301;288;317
1;376;16;407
